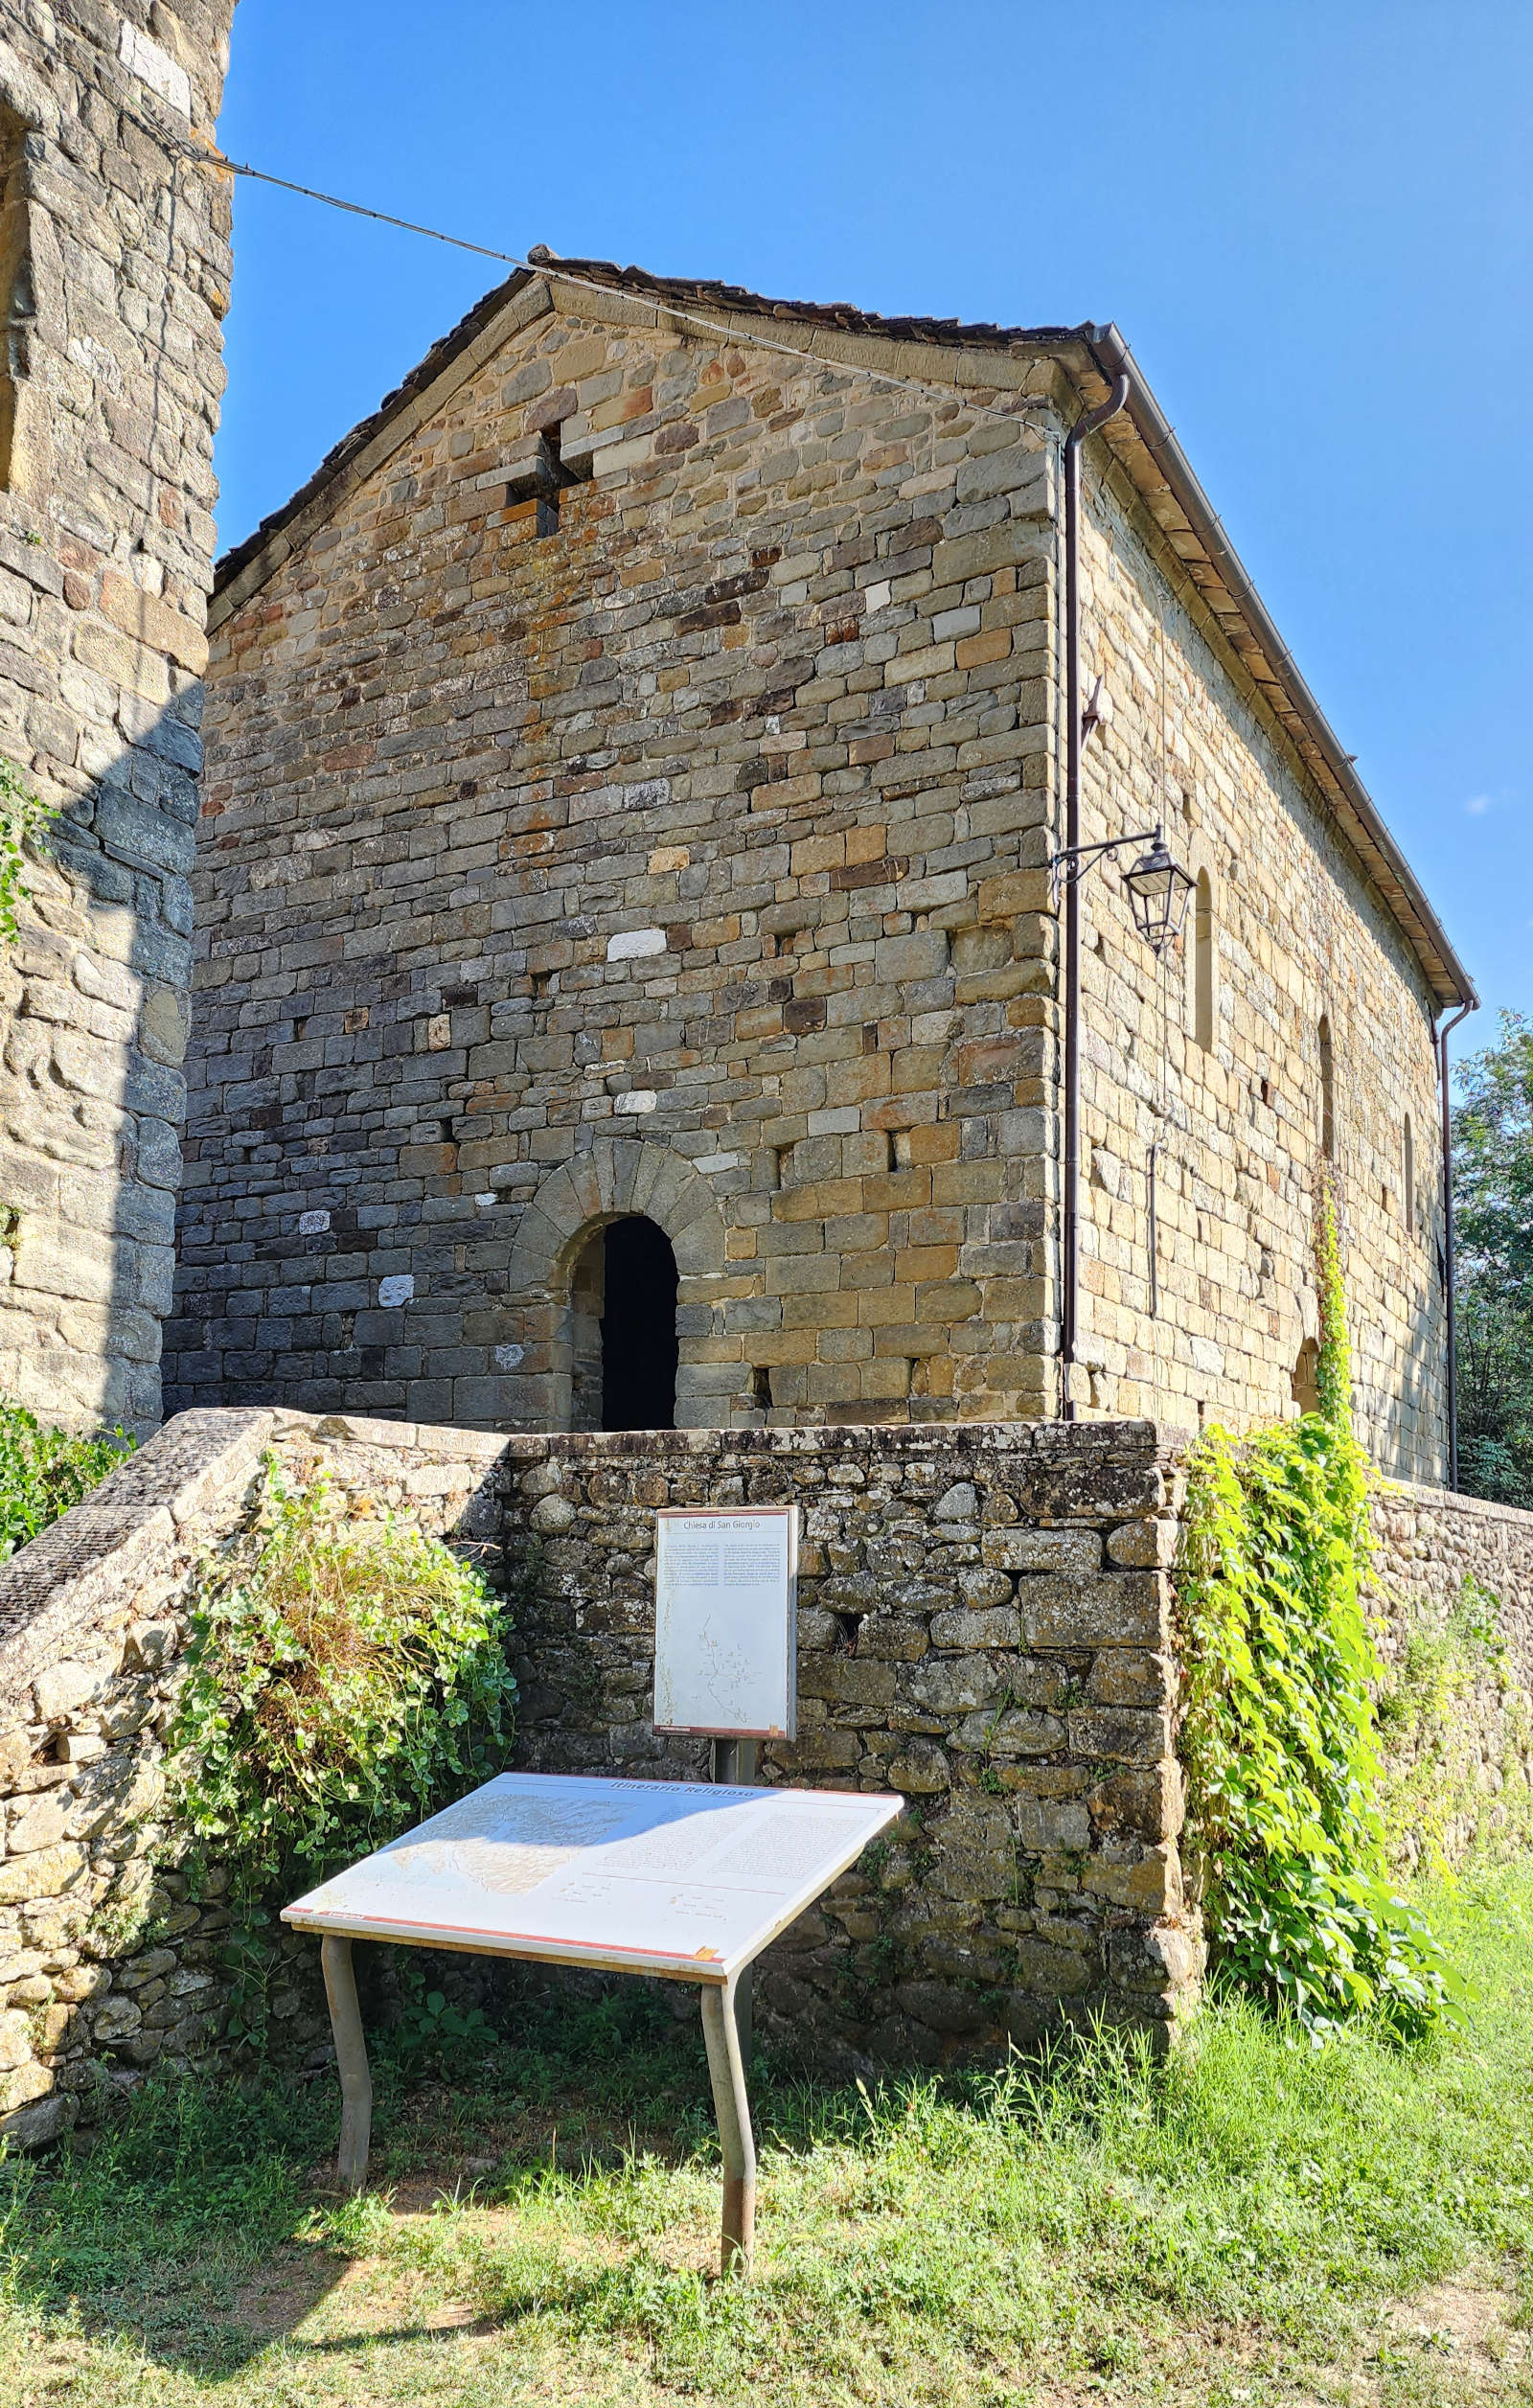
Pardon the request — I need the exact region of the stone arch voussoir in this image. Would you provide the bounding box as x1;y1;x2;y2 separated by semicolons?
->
506;1139;736;1428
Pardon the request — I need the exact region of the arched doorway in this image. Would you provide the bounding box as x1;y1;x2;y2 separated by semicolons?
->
569;1215;679;1431
505;1139;740;1429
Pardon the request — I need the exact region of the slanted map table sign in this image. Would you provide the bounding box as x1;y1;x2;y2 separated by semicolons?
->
285;1769;899;2271
653;1504;797;1739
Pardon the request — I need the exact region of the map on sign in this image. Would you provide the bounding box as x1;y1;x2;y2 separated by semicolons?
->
282;1772;900;1981
653;1506;798;1738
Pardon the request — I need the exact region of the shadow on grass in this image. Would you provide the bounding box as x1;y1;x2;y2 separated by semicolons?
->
8;1878;1531;2397
0;1969;739;2378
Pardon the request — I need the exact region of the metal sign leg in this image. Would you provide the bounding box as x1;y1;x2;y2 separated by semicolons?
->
710;1737;757;2059
321;1934;373;2191
699;1976;756;2275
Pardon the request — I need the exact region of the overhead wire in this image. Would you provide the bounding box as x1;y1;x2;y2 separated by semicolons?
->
132;104;1056;438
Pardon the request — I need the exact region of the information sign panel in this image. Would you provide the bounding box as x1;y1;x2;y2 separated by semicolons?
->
283;1771;899;1982
653;1505;798;1740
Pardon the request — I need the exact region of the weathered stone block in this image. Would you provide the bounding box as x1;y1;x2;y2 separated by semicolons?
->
982;1528;1103;1574
1020;1573;1169;1650
1066;1708;1168;1764
0;1844;88;1908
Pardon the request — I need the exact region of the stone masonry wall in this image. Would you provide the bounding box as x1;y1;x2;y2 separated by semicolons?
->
175;276;1064;1431
1068;440;1448;1476
172;265;1453;1480
494;1414;1198;2068
0;1403;503;2148
1373;1479;1533;1689
0;1;234;1433
0;1406;271;2146
1370;1479;1533;1871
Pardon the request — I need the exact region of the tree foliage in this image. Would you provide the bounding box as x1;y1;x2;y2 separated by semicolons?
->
1453;1010;1533;1509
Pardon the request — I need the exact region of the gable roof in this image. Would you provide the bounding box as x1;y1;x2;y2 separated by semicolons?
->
211;254;1475;1012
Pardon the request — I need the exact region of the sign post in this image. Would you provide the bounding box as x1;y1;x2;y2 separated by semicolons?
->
652;1504;798;2058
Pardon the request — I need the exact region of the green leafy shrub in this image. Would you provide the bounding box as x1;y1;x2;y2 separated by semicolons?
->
0;754;55;941
0;1396;133;1560
168;1458;518;1906
387;1956;496;2075
1178;1195;1459;2038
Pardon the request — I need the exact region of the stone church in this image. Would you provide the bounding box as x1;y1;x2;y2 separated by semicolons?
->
167;253;1475;1483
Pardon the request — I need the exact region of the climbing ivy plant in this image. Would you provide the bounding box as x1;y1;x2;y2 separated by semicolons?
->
1178;1191;1461;2038
0;754;54;941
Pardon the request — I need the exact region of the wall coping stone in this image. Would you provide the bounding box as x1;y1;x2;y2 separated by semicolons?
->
0;1410;277;1704
1380;1475;1533;1534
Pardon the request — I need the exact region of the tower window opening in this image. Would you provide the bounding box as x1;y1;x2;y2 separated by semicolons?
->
1403;1112;1415;1231
1318;1014;1336;1161
0;107;34;492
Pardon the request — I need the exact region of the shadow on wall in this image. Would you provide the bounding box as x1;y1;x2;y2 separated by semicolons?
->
0;687;202;1435
1397;1268;1452;1491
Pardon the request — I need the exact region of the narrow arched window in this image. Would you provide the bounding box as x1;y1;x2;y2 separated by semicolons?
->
1403;1113;1414;1230
1318;1015;1335;1160
0;107;34;492
1193;868;1215;1051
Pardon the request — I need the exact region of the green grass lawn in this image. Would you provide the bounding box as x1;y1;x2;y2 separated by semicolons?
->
4;1868;1532;2406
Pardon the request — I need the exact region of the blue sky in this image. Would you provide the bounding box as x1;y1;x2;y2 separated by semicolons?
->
215;1;1531;1040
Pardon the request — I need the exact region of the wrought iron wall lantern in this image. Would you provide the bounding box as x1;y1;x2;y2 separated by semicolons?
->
1049;823;1196;955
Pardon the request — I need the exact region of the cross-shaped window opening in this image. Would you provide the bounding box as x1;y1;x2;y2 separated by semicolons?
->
507;419;591;537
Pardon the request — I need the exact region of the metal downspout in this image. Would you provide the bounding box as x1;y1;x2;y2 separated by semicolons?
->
1061;373;1131;1419
1438;997;1477;1488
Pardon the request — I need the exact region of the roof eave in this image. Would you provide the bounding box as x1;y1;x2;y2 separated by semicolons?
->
1080;323;1475;1012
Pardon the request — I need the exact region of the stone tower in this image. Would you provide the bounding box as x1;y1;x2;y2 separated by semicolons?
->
0;2;235;1434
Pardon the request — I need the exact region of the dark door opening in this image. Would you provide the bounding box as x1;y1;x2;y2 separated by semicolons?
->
601;1216;679;1430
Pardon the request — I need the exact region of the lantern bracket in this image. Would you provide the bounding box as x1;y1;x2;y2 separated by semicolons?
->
1049;824;1161;906
1048;822;1195;954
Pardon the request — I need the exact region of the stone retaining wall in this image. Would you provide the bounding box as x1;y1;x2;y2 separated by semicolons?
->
2;1408;1531;2146
490;1414;1197;2070
0;1406;1197;2139
1373;1479;1533;1689
1370;1478;1533;1872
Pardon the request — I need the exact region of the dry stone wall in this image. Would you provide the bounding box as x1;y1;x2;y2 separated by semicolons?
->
3;1405;1532;2145
0;1406;270;2147
1371;1478;1533;1871
0;1403;504;2148
493;1415;1198;2067
0;1404;1201;2141
0;1;233;1433
1373;1479;1533;1687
